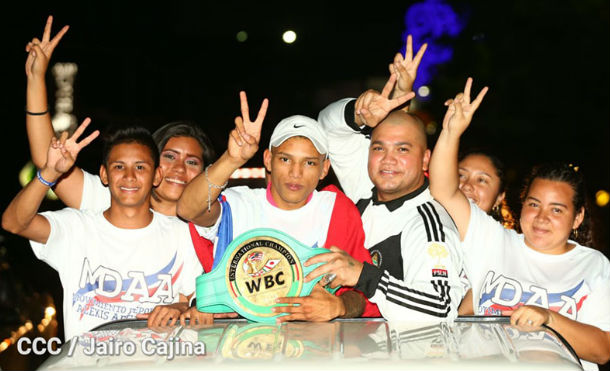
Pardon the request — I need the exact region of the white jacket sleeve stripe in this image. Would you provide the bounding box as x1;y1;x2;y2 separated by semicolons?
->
418;203;445;243
379;274;445;301
425;202;446;242
416;206;433;242
377;272;452;317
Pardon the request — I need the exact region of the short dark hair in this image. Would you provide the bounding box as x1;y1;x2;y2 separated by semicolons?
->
152;121;217;166
520;162;592;246
102;126;160;168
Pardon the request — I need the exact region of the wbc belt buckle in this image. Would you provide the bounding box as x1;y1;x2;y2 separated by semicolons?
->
196;228;338;322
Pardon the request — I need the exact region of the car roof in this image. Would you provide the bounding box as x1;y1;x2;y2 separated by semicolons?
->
38;317;582;370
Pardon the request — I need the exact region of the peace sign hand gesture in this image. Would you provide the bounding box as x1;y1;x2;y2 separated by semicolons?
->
390;35;428;101
45;118;99;176
354;74;415;128
227;91;269;165
441;77;489;137
25;15;69;79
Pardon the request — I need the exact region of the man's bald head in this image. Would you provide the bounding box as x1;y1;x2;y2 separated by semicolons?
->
368;110;431;202
373;110;427;149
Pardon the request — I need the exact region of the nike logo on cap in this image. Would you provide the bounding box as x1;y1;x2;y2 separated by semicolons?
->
293;124;305;128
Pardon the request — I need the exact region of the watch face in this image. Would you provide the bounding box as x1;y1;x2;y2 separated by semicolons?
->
226;235;303;317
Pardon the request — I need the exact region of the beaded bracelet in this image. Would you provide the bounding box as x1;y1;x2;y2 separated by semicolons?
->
205;165;228;212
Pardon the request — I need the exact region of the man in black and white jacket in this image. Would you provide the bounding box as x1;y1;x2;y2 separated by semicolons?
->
304;73;466;322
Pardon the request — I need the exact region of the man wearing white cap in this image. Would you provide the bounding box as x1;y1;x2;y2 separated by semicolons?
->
178;92;379;321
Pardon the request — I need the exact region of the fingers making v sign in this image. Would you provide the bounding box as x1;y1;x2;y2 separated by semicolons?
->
227;91;269;164
25;15;69;79
354;74;416;128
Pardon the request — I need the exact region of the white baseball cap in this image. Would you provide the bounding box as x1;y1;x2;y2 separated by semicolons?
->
268;115;328;156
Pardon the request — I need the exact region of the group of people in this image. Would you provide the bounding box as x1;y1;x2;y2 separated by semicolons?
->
2;16;609;370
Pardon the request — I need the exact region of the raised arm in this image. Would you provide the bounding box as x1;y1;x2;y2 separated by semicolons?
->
429;78;488;240
389;34;428;110
317;75;414;201
2;119;98;243
25;15;69;168
25;16;87;208
177;91;268;227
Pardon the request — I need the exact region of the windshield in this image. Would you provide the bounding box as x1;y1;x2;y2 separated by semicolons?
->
38;317;582;370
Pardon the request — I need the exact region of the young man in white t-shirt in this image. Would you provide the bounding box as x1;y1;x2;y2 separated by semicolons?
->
2;120;202;339
178;92;380;321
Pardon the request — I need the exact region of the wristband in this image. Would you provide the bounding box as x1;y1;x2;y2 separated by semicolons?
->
196;228;339;323
25;109;49;116
36;170;57;187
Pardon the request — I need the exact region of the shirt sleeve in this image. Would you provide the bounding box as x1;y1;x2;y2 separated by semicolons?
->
191;211;221;240
29;208;83;272
577;256;610;332
356;218;465;322
461;200;508;293
317;98;374;202
80;170;111;211
462;200;505;256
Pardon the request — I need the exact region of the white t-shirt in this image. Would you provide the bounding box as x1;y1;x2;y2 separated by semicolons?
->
463;201;610;371
30;209;202;340
208;186;335;249
80;170;111;210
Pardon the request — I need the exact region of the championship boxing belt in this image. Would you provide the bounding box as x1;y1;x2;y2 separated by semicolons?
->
196;228;338;322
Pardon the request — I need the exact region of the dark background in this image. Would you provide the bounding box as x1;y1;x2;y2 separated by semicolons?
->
0;1;608;369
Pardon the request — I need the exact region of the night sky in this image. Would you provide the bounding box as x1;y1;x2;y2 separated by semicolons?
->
2;1;609;249
7;1;608;238
0;1;608;369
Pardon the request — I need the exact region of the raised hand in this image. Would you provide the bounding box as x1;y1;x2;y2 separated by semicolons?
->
45;118;99;175
25;15;69;79
227;91;269;164
441;77;489;137
354;74;415;127
389;35;428;100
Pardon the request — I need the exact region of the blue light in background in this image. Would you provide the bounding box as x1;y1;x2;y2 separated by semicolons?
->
401;0;465;97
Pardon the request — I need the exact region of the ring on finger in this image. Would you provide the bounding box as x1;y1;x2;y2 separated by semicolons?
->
323;273;337;286
527;320;533;325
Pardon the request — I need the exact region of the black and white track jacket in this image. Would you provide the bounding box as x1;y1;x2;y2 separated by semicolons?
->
318;98;466;321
